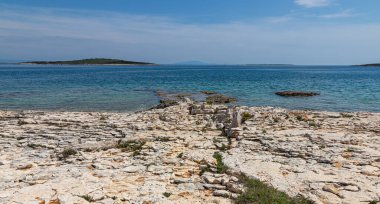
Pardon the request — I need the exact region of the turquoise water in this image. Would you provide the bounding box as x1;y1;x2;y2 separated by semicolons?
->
0;64;379;112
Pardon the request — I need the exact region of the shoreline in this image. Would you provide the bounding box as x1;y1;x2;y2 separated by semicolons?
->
1;101;379;203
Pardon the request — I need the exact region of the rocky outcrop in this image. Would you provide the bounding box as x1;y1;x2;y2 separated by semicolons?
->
0;101;379;204
276;91;320;97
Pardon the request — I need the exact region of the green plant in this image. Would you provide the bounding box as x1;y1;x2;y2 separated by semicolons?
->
155;137;171;142
235;174;313;204
296;115;303;121
79;195;94;202
116;140;145;152
17;120;28;125
163;192;172;198
177;152;184;158
213;152;228;174
242;112;253;123
132;150;141;156
341;113;353;118
345;147;355;152
61;148;77;160
308;121;317;127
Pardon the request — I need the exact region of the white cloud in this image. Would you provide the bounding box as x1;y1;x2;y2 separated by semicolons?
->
295;0;332;8
319;9;356;19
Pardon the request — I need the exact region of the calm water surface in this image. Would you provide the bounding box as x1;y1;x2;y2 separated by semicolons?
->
0;64;379;112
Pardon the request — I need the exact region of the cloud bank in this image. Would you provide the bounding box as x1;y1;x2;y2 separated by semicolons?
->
0;4;380;65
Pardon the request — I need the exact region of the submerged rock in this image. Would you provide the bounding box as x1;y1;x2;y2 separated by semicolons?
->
201;91;217;95
206;94;237;104
150;99;179;109
275;91;320;97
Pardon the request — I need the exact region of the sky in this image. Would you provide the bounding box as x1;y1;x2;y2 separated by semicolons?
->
1;0;380;65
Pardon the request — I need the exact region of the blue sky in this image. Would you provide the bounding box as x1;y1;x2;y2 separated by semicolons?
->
1;0;380;64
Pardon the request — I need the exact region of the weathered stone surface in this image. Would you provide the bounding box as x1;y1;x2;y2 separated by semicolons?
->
0;100;379;204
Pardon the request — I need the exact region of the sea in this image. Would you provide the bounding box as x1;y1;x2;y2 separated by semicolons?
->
0;64;379;112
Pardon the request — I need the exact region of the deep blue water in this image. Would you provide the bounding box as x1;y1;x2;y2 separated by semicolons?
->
0;64;379;112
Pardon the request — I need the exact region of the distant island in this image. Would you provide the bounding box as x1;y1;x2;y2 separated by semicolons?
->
20;58;155;66
243;64;294;66
359;63;380;67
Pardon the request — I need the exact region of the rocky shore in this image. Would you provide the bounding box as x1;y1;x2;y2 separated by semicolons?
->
0;100;379;204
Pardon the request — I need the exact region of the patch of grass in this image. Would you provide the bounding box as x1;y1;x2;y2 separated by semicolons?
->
27;143;40;149
79;195;94;202
62;148;77;160
155;137;171;142
345;147;355;152
132;150;141;156
163;192;172;198
199;164;212;175
242;112;253;123
213;152;228;174
235;174;313;204
27;143;54;150
17;120;28;125
341;113;354;118
116;139;146;152
177;152;184;158
308;121;317;127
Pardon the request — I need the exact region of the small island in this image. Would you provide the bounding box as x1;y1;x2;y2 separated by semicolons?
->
20;58;155;66
359;63;380;67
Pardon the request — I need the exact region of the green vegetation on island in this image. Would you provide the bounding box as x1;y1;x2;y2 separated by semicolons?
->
21;58;155;65
359;63;380;67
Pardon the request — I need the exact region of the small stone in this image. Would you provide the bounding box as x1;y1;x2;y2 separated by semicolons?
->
202;174;221;184
123;165;144;173
203;184;226;190
226;183;243;193
173;178;192;184
213;190;231;198
322;184;344;198
16;164;33;170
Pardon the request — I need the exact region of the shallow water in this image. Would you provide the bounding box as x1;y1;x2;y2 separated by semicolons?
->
0;64;379;112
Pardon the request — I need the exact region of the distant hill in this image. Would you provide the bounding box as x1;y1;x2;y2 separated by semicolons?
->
20;58;155;65
359;63;380;67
